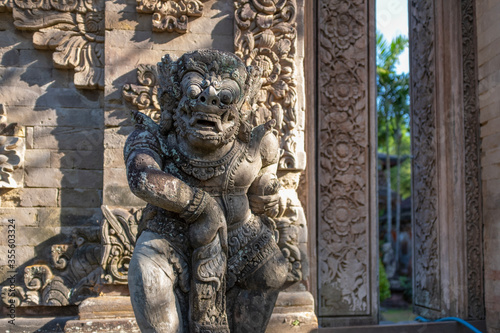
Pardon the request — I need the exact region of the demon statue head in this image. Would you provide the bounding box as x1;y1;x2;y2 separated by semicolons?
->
156;50;262;154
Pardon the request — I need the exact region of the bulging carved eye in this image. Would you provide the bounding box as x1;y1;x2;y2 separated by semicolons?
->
219;89;233;105
186;85;201;99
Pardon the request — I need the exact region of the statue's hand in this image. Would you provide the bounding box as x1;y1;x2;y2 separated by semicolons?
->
189;195;227;249
248;193;281;218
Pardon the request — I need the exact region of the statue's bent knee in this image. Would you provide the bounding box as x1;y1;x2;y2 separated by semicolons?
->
129;231;184;333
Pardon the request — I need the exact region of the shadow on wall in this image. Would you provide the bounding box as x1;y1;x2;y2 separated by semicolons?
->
0;12;105;314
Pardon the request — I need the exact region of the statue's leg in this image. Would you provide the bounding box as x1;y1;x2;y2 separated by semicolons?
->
190;232;230;333
227;248;288;333
129;230;186;333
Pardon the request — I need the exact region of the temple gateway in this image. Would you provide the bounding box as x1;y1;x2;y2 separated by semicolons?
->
0;0;499;332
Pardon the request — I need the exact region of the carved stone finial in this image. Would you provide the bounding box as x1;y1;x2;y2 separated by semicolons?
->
137;0;208;33
123;65;161;123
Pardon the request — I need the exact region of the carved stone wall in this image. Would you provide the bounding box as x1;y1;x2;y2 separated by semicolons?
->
315;0;377;325
409;0;484;319
461;0;484;320
409;0;441;313
0;0;105;89
233;0;307;283
136;0;208;33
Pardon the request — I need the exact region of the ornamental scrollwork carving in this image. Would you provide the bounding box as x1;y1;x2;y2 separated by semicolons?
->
123;65;161;123
409;0;441;311
136;0;208;33
3;0;104;89
233;0;305;285
0;104;25;189
100;205;140;284
317;0;370;316
461;0;484;320
1;226;102;307
234;0;301;170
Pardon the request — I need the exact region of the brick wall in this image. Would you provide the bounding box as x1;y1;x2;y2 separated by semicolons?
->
476;0;500;331
0;15;104;283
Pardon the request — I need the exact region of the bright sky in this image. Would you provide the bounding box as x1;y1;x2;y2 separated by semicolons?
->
376;0;409;74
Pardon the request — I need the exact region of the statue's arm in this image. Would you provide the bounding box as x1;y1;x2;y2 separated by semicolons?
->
126;148;193;213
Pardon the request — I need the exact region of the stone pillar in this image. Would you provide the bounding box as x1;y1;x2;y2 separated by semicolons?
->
315;0;378;326
476;0;500;330
409;0;484;320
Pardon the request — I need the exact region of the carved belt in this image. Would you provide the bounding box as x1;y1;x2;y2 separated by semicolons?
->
203;185;249;197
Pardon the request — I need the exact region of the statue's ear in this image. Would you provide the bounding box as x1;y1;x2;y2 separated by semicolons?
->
159;111;172;136
157;54;181;119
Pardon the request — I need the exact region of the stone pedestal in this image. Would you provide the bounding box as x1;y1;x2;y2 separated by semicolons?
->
64;291;317;333
65;296;139;333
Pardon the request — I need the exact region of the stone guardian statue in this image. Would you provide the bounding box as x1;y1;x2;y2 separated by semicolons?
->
124;49;289;333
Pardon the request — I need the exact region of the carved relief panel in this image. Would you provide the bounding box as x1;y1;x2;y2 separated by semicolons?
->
409;0;484;319
1;0;105;89
136;0;208;33
409;0;441;312
316;0;377;324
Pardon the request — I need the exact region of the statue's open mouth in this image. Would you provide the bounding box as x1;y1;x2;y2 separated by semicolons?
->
189;113;224;133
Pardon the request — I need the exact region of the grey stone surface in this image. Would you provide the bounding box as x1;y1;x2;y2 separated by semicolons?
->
25;168;103;188
7;107;103;128
50;150;104;170
59;189;102;208
33;126;104;150
20;188;58;207
24;149;51;168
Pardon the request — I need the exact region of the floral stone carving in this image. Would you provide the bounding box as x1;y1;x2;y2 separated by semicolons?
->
137;0;208;33
461;0;484;320
2;0;104;89
317;0;371;316
234;0;302;170
409;0;440;312
233;0;307;285
124;50;292;332
0;104;25;188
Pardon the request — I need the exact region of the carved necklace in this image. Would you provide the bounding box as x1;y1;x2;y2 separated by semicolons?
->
166;135;244;181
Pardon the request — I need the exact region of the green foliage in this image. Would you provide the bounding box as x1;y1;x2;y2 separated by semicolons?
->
377;31;411;198
379;258;391;303
399;276;413;303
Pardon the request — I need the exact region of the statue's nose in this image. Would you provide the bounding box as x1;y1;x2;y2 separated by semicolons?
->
199;86;220;106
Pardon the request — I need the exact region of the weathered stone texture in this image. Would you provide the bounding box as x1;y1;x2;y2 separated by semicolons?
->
20;188;58;207
477;0;500;331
